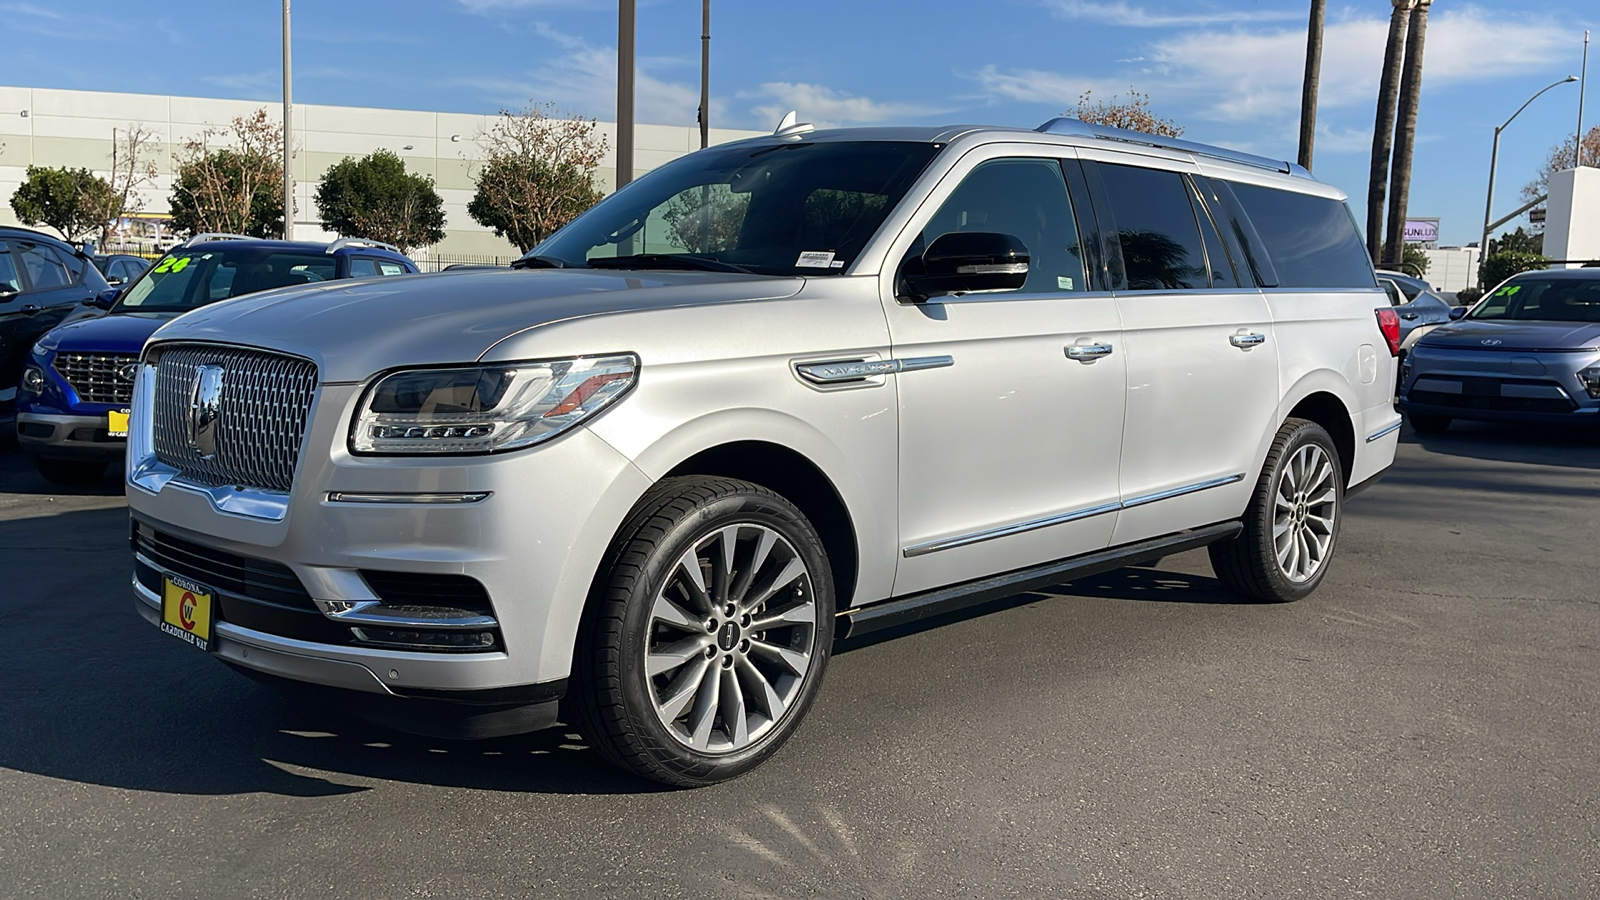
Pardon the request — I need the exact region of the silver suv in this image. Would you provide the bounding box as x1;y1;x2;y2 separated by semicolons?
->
128;118;1401;785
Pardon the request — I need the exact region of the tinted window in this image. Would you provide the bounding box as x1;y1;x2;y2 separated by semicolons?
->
116;249;335;313
17;243;72;289
0;244;19;293
1190;182;1238;289
919;158;1087;294
1097;164;1207;291
1469;277;1600;323
1227;182;1375;289
347;258;379;277
377;261;407;276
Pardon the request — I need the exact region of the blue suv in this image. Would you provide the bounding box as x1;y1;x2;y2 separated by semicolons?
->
16;234;419;484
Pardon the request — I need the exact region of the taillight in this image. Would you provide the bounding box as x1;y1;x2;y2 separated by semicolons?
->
1375;308;1402;357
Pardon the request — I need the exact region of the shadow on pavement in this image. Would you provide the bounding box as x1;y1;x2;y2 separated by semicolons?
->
1404;420;1600;471
0;446;123;498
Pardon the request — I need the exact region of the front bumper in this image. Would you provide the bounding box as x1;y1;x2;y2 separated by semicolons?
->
16;411;127;459
1399;345;1600;427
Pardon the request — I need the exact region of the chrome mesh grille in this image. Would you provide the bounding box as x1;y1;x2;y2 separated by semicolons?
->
54;352;139;405
151;343;319;493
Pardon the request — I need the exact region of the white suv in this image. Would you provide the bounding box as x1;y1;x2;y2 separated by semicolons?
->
127;117;1401;785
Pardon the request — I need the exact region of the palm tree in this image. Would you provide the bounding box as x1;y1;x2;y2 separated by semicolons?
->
1383;0;1432;269
1366;0;1414;264
1297;0;1327;171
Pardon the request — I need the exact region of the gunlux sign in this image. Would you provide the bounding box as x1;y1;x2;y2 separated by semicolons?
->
1404;218;1440;244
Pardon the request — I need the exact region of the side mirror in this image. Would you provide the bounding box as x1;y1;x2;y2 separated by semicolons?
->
88;288;119;310
902;232;1030;301
1448;307;1468;320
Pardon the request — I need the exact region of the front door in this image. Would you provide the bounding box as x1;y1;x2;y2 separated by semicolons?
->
1081;158;1279;545
881;151;1126;597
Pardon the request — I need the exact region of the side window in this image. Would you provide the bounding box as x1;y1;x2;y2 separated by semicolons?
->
918;158;1087;295
0;243;19;293
1379;279;1407;307
1225;182;1376;289
1095;163;1208;291
377;261;407;277
347;258;379;278
1189;181;1239;289
205;263;236;300
17;243;72;289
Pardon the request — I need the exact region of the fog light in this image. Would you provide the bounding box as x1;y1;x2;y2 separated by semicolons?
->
21;366;44;395
1578;366;1600;400
349;627;496;652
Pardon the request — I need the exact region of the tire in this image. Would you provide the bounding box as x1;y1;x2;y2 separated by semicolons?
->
34;456;108;486
571;476;835;787
1407;413;1451;434
1209;418;1343;603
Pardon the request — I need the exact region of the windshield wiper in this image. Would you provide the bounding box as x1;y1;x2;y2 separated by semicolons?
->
585;254;753;274
510;255;573;269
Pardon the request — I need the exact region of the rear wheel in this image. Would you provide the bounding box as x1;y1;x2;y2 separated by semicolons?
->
1210;418;1342;603
1407;413;1451;434
34;456;108;486
572;476;834;787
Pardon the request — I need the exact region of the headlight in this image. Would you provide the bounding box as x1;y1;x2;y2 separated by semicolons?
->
351;354;637;455
1579;366;1600;400
21;366;45;396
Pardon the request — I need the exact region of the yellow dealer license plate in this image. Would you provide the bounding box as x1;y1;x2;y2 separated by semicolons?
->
107;409;130;438
160;575;214;652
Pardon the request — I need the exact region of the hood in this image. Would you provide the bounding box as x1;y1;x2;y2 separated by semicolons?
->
37;311;177;354
150;268;805;382
1414;318;1600;352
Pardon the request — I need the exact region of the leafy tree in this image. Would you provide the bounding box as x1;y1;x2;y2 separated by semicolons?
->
468;104;607;253
1479;251;1546;289
1487;226;1542;258
169;110;284;238
9;165;114;241
90;124;160;247
1520;125;1600;224
315;150;446;252
1068;88;1183;138
1401;242;1430;277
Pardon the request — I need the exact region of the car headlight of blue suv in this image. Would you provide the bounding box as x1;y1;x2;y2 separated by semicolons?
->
350;353;638;455
1579;366;1600;400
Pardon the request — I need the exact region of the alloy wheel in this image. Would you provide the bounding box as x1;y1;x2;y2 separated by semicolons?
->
1272;443;1338;583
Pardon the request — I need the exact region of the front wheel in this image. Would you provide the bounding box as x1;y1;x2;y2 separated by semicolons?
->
1210;418;1343;603
571;476;835;787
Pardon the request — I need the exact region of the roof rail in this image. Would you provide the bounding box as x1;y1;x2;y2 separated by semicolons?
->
180;232;255;248
1034;117;1309;178
325;237;403;255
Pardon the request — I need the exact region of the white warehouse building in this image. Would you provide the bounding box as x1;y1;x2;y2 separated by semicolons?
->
0;85;762;260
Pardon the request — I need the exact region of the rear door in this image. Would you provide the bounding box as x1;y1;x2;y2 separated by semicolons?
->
1080;154;1279;545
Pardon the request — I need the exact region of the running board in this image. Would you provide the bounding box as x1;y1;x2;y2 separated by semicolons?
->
837;521;1243;639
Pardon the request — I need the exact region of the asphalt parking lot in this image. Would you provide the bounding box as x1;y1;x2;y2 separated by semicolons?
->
1;425;1596;899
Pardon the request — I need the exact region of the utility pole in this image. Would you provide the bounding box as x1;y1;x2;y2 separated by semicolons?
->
282;0;294;240
697;0;710;148
1579;30;1590;168
616;0;636;190
1297;0;1325;171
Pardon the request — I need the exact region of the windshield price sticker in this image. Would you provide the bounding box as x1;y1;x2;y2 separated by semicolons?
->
795;251;836;268
151;256;193;274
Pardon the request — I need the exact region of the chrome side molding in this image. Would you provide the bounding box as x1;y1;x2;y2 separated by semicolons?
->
795;355;954;385
903;472;1246;557
1365;420;1403;442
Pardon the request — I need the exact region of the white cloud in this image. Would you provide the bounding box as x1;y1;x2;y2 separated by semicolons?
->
970;6;1571;140
1043;0;1299;28
746;83;945;129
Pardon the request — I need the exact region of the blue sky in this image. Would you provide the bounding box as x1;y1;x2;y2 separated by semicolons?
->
2;0;1594;246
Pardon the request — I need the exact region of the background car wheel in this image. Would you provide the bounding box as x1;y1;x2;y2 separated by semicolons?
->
572;476;835;787
1407;413;1451;434
1209;418;1343;603
34;457;108;486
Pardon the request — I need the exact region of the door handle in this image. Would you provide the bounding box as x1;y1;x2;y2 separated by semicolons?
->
1065;342;1114;361
1400;312;1418;320
20;304;41;315
1229;332;1266;348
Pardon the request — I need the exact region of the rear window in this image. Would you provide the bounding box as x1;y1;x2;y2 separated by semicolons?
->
115;249;337;313
1226;182;1375;290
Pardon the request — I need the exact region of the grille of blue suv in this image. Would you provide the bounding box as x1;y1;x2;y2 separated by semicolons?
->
54;352;138;405
151;343;318;493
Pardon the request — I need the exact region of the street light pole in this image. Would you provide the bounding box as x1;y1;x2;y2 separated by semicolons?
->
1478;75;1578;286
699;0;710;150
616;0;635;190
282;0;293;241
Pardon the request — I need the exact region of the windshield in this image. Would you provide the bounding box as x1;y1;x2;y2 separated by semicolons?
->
531;141;943;276
1469;277;1600;323
114;248;338;313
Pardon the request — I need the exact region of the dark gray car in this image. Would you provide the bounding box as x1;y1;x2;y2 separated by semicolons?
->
1398;269;1600;432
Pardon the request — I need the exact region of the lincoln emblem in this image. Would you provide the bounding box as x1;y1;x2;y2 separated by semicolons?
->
187;364;224;458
